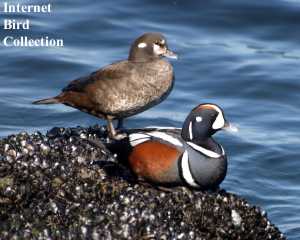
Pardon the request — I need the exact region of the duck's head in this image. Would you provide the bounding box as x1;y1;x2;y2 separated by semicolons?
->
128;32;178;62
181;103;237;142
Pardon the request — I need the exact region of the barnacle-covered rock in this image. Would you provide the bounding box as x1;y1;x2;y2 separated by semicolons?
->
0;125;285;239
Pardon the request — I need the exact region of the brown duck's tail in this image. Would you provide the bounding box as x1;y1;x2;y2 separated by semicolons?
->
32;96;61;105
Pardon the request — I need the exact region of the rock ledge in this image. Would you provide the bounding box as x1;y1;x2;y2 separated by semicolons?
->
0;126;285;239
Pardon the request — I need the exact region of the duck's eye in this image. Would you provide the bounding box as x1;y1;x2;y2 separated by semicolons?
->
155;40;164;47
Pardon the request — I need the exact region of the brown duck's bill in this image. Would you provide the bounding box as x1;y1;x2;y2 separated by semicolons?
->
223;122;239;133
163;49;178;59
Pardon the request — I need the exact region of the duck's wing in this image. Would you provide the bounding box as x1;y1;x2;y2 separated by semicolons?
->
126;127;181;135
128;128;183;148
54;60;136;115
62;60;131;93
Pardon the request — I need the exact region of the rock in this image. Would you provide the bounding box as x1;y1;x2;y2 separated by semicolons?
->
0;125;285;239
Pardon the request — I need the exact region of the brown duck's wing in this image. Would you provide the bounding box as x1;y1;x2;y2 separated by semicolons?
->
57;61;135;116
62;60;132;93
92;60;133;80
62;75;93;93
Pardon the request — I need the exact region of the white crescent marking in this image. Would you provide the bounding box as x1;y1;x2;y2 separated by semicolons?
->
189;122;193;140
187;141;223;158
181;151;200;187
206;105;225;130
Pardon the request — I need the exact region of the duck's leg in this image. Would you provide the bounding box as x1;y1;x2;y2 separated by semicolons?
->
107;117;117;139
107;117;127;140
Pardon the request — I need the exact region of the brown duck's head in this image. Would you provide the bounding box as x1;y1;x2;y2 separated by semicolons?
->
128;32;178;62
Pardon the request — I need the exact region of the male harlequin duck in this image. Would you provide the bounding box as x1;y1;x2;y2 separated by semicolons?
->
33;32;177;139
125;104;238;189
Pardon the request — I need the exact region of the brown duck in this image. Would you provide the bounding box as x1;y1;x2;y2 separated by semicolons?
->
33;32;177;139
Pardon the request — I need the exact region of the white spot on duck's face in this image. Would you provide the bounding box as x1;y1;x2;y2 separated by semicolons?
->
196;116;202;122
138;42;147;48
153;43;165;55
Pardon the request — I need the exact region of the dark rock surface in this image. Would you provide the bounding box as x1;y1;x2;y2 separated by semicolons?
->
0;125;285;240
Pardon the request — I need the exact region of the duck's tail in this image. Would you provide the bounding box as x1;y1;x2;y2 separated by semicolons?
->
32;96;61;105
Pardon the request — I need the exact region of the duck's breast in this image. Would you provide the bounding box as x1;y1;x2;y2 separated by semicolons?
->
184;144;228;189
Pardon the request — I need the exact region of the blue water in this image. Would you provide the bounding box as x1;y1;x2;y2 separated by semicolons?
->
1;0;300;238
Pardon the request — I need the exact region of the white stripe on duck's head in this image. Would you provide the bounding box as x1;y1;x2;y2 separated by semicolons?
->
181;103;238;142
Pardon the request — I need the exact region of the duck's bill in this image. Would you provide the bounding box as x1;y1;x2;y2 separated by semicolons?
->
163;49;178;60
223;122;239;133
